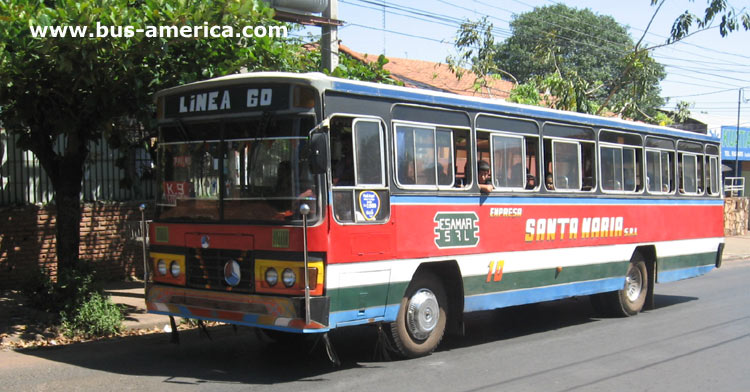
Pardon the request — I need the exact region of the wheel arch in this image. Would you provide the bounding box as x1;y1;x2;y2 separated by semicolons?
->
412;260;465;336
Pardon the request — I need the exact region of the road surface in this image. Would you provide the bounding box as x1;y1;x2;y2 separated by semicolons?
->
2;260;748;392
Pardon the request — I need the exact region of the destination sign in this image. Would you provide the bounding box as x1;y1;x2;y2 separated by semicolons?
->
163;84;290;118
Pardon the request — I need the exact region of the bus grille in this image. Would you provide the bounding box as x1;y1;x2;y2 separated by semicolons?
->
186;249;254;293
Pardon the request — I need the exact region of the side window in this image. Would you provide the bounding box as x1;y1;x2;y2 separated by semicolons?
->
395;124;457;189
707;155;720;196
491;134;524;189
553;140;580;190
354;119;384;186
331;117;389;224
478;130;539;191
525;137;540;190
679;153;698;194
600;145;640;192
543;138;594;192
646;149;674;194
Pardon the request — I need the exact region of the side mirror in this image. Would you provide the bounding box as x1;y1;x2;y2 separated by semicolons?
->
309;132;328;175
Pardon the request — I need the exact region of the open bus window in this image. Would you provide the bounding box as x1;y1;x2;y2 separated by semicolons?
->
331;116;389;224
453;130;470;188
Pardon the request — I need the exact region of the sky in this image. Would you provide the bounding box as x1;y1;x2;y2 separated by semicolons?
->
296;0;750;136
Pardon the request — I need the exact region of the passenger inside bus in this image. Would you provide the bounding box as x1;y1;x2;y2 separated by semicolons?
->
545;173;555;190
478;160;494;193
525;174;536;190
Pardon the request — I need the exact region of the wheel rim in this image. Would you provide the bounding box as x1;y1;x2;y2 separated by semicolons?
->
406;288;440;341
625;265;643;302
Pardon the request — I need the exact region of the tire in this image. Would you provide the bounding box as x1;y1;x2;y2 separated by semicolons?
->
389;271;448;358
594;254;649;317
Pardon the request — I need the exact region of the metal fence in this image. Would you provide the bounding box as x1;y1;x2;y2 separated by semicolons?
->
0;131;156;206
723;176;745;197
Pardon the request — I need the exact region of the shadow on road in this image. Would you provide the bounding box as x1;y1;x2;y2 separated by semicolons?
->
653;294;698;309
12;293;699;386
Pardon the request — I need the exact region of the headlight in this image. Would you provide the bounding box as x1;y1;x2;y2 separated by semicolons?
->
157;259;167;276
265;268;278;286
282;268;296;288
170;261;181;277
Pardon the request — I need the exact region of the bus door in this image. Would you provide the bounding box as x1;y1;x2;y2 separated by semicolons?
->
329;115;393;322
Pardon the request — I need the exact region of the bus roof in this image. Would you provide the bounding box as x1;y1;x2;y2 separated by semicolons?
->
155;71;720;144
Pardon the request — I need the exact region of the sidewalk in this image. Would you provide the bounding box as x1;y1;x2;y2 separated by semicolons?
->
722;234;750;262
105;281;170;332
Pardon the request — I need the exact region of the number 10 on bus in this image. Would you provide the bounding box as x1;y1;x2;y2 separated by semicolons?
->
487;260;505;282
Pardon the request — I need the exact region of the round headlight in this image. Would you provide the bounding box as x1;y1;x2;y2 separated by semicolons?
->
157;259;167;276
265;268;278;286
170;261;181;277
282;268;296;288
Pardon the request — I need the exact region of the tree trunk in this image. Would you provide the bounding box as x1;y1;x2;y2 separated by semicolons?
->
54;167;84;272
28;125;89;275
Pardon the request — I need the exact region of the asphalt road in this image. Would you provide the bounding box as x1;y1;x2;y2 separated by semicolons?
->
2;260;749;392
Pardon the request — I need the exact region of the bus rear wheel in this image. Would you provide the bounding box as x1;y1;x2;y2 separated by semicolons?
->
593;256;648;317
389;271;447;358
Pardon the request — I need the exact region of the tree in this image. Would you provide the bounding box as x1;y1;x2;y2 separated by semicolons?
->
0;0;307;277
493;4;666;120
445;17;518;94
665;0;750;43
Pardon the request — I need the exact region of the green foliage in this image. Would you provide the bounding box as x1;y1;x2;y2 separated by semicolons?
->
22;264;99;315
61;292;123;338
22;264;123;338
491;4;665;122
663;0;750;42
508;82;542;106
653;112;674;127
673;101;693;123
329;53;401;85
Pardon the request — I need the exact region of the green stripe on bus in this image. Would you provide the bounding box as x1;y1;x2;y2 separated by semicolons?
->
329;281;407;312
462;261;630;296
657;252;716;272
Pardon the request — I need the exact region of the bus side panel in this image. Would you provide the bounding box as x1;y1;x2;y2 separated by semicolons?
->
323;197;723;325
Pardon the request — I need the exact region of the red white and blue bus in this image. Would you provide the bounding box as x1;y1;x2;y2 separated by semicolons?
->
146;72;724;358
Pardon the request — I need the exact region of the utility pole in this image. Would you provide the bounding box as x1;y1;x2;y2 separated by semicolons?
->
321;0;339;72
736;88;747;176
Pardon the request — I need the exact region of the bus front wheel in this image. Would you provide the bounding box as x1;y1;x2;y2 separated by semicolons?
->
389;271;447;358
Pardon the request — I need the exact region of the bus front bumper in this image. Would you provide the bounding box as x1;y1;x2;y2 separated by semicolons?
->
145;284;330;333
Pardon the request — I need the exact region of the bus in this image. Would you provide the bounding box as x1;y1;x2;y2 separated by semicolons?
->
146;72;724;358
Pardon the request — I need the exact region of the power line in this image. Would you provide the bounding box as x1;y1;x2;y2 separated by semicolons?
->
532;0;750;64
345;22;452;45
338;0;747;119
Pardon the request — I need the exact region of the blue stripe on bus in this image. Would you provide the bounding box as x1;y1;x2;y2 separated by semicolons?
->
389;194;725;206
657;265;715;283
463;277;626;312
329;278;625;327
330;81;720;143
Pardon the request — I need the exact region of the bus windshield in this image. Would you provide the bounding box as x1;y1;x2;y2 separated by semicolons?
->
156;116;319;223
